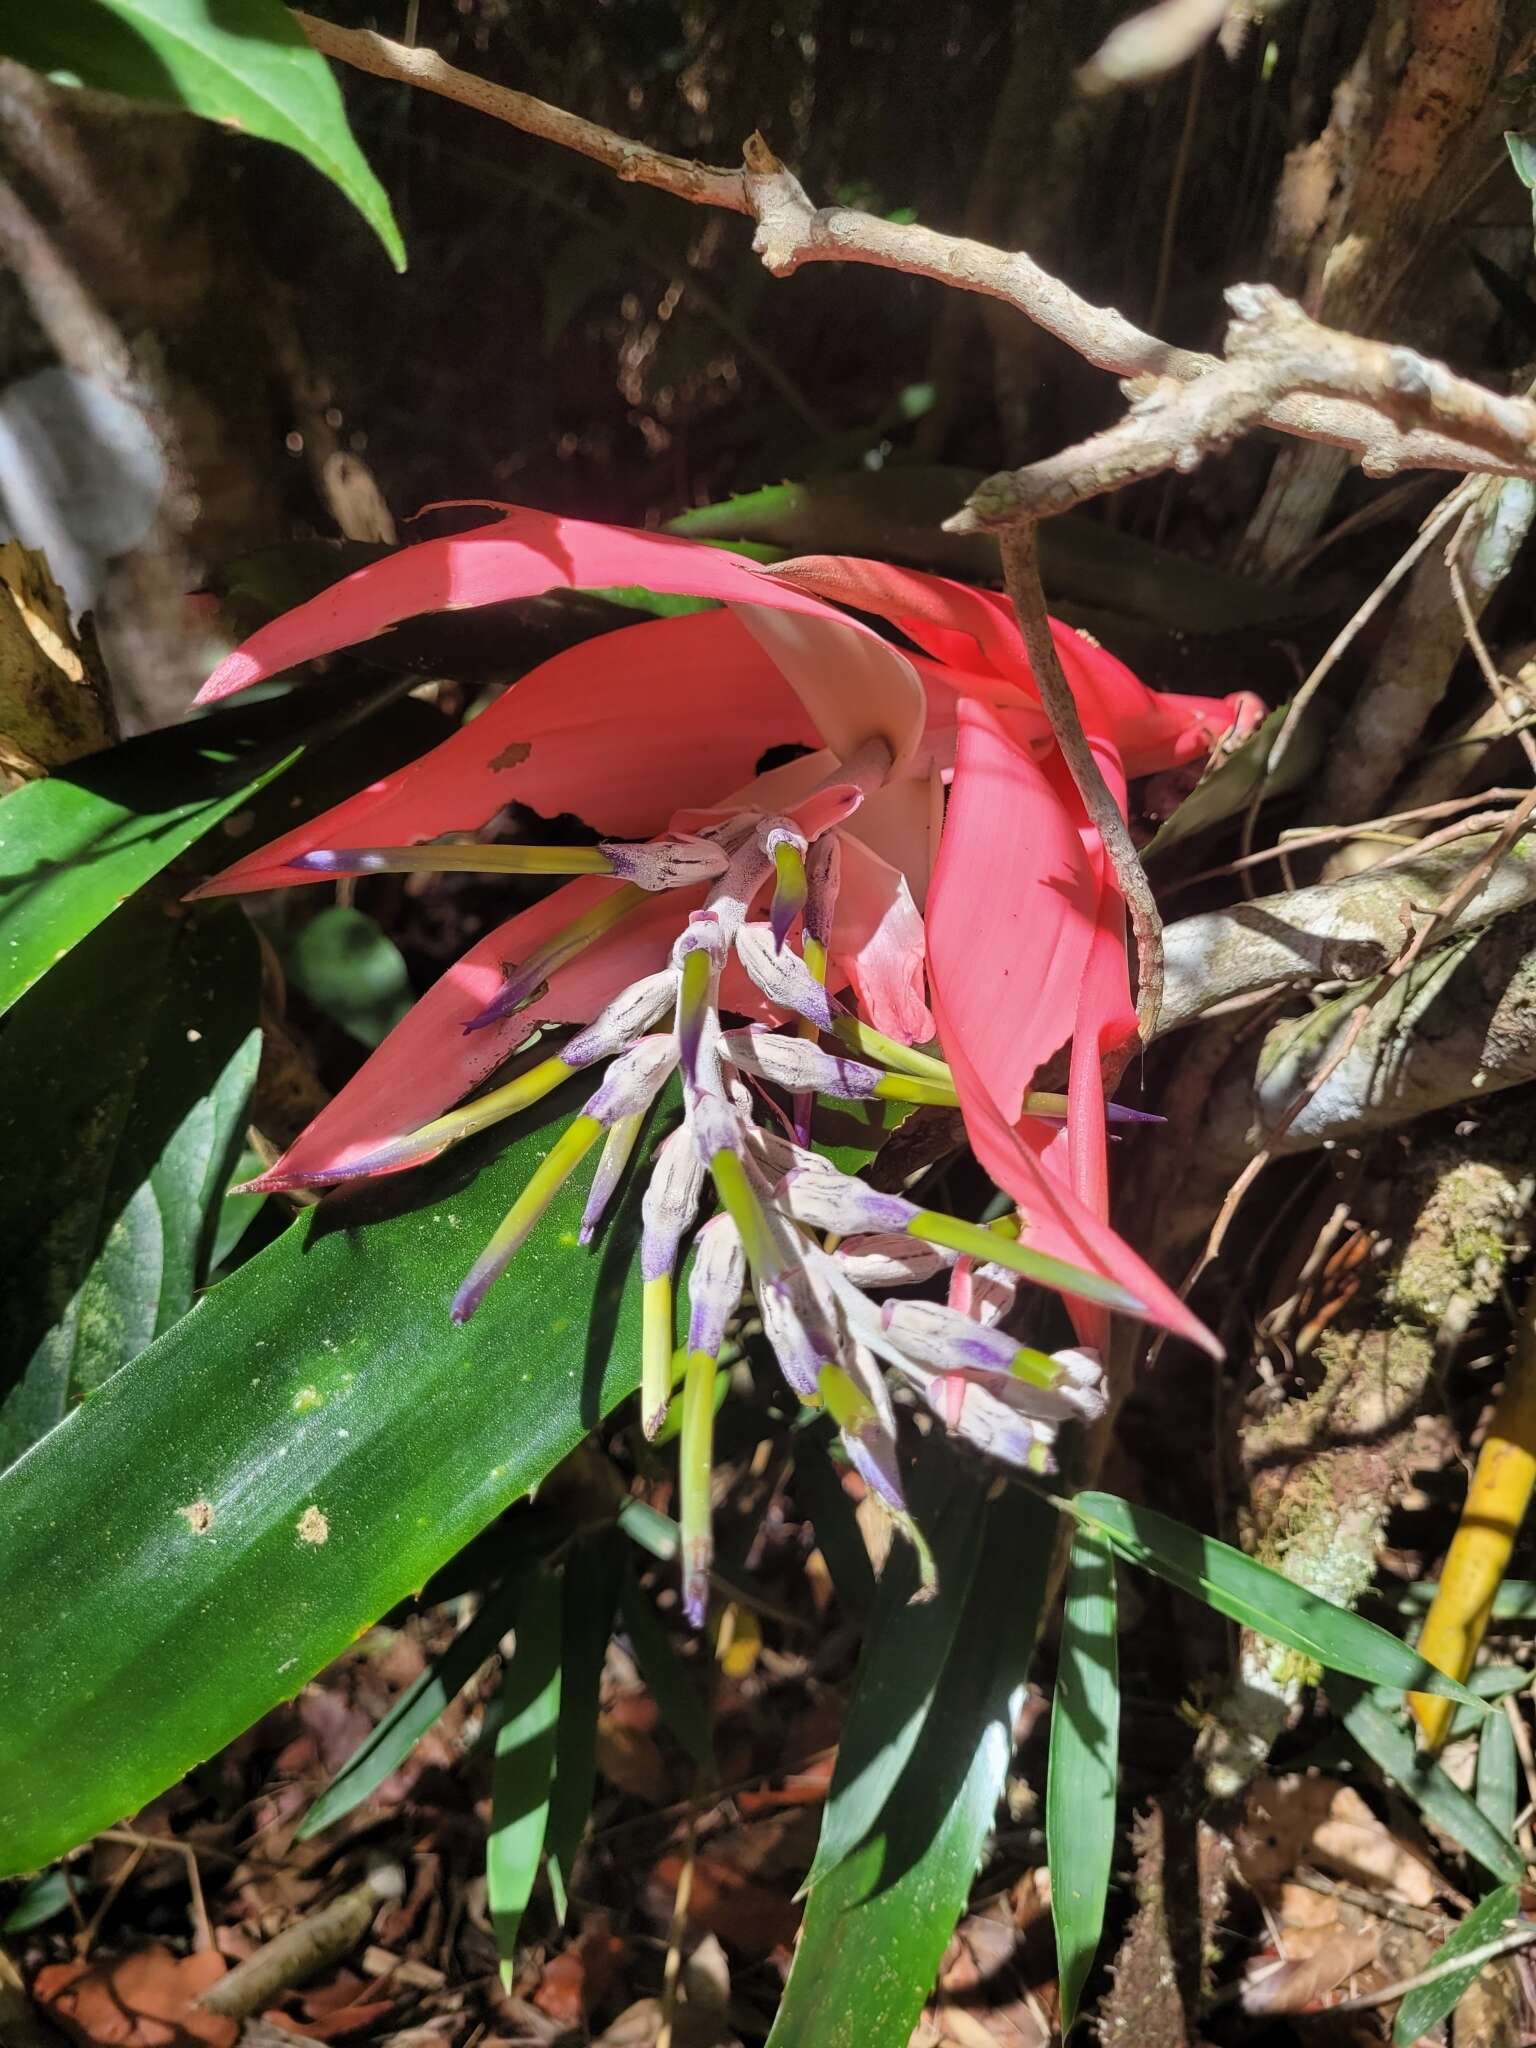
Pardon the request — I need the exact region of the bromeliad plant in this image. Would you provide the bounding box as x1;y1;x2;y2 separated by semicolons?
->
190;501;1250;1612
0;498;1504;2044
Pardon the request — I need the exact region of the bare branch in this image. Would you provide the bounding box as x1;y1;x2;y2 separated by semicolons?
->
951;289;1536;532
294;13;749;213
1078;0;1234;96
296;20;1536;526
1158;824;1536;1034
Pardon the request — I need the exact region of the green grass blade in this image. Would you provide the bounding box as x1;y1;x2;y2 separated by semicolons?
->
1393;1884;1522;2046
1048;1531;1119;2032
801;1477;986;1891
1336;1684;1524;1884
297;1580;525;1840
617;1566;713;1770
545;1532;623;1922
488;1567;564;1980
766;1477;1058;2048
1070;1493;1483;1708
1477;1703;1520;1844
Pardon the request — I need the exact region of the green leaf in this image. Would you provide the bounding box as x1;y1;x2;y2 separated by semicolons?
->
811;1095;919;1178
545;1531;624;1921
768;1477;1057;2048
297;1579;526;1841
1141;699;1325;862
1336;1684;1525;1884
488;1567;563;1979
1387;1579;1536;1621
1393;1883;1523;2046
1507;131;1536;190
283;905;412;1048
0;676;425;1018
0;899;259;1468
2;1868;73;1933
0;1081;671;1877
1069;1494;1484;1708
801;1475;986;1890
617;1566;713;1771
211;1147;269;1271
1048;1531;1119;2033
1478;1702;1520;1843
0;0;403;269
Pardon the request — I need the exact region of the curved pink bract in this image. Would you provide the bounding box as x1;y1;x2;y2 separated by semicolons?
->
193;501;1251;1347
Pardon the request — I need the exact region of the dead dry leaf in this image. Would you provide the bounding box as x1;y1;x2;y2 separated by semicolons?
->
1237;1776;1439;1906
34;1947;238;2048
1240;1928;1382;2015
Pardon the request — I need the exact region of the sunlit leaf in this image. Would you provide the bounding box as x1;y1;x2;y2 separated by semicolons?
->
1393;1883;1523;2046
488;1568;563;1979
1048;1530;1119;2032
1069;1493;1483;1706
0;0;404;267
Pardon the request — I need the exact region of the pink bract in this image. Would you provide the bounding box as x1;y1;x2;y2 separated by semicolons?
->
194;502;1252;1351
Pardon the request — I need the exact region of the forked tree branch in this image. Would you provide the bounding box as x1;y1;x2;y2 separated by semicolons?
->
297;12;1536;508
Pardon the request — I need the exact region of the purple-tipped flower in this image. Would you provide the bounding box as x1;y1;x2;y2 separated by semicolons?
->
764;822;809;951
600;831;730;891
831;1235;949;1289
563;969;677;1067
778;1168;915;1238
722;1027;881;1099
734;923;838;1031
686;1213;746;1362
583;1034;678;1125
640;1124;706;1286
579;1113;644;1244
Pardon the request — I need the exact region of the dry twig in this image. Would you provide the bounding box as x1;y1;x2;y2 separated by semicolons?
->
295;15;1536;508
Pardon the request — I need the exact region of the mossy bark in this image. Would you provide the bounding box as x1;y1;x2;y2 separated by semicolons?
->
1201;1100;1534;1796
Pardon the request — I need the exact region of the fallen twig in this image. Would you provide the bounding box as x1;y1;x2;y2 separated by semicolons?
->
197;1866;405;2020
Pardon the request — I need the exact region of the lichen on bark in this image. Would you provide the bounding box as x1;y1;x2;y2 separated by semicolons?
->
1201;1099;1534;1796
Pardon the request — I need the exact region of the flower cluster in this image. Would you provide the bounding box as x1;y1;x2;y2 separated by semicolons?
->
193;502;1254;1618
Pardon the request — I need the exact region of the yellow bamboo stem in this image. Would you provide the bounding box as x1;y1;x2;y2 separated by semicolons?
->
1410;1278;1536;1749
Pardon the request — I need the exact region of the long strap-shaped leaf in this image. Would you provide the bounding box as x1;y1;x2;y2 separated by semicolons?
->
1068;1493;1485;1708
488;1568;564;1980
545;1531;625;1921
297;1576;528;1841
1392;1884;1523;2046
1336;1684;1525;1885
800;1476;986;1891
0;1086;668;1876
1048;1529;1119;2032
767;1474;1057;2048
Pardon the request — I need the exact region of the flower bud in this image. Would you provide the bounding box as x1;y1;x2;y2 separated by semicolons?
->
601;832;730;891
734;923;837;1030
832;1235;949;1289
563;970;676;1067
778;1166;914;1238
686;1213;746;1361
583;1034;678;1125
722;1027;880;1099
640;1124;705;1282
